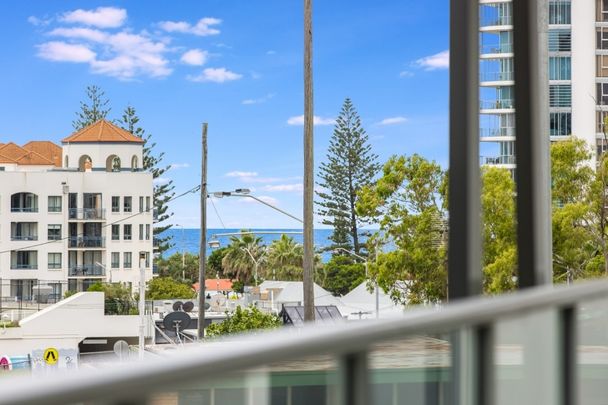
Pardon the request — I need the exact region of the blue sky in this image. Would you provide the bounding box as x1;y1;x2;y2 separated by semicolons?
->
0;1;449;228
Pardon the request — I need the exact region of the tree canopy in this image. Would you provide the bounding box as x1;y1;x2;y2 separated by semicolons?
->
206;306;281;337
146;277;195;300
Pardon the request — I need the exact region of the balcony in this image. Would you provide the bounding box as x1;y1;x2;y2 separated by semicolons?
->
480;43;513;56
68;236;106;249
10;264;37;270
68;264;106;277
480;71;514;83
480;99;515;110
480;127;515;138
480;14;512;28
10;235;38;241
481;155;516;165
68;208;106;221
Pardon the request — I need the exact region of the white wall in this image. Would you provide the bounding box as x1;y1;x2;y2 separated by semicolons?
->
62;143;143;171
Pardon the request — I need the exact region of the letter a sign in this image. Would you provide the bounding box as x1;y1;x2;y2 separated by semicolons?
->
43;348;59;365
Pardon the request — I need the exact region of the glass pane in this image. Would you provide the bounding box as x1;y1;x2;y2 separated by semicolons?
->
577;298;608;405
495;309;559;405
146;354;338;405
368;335;451;405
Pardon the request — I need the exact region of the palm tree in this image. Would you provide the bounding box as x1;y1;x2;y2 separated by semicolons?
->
221;232;266;284
267;234;304;280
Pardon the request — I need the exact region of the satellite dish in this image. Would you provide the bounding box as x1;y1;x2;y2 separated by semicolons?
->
172;301;184;311
182;301;194;312
113;340;129;360
209;295;226;312
205;302;211;310
163;311;191;333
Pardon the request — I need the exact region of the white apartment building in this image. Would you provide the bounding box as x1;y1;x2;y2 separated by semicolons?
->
0;119;154;300
479;0;598;168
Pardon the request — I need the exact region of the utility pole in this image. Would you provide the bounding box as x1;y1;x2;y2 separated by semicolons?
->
303;0;315;322
198;123;208;340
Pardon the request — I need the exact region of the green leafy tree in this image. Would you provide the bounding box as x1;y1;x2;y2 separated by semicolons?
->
206;306;281;337
357;154;447;305
156;252;200;283
221;232;266;283
316;98;380;255
146;277;195;300
481;167;517;293
319;255;366;296
88;282;135;315
119;105;175;254
207;247;228;277
266;234;303;281
73;85;111;130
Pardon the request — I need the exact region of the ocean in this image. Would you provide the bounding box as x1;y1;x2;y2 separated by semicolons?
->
163;228;339;261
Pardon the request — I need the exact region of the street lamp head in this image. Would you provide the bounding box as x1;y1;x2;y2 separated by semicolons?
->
234;188;251;195
208;239;221;249
213;192;231;198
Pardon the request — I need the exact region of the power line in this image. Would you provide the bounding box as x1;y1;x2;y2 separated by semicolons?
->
0;185;201;255
209;197;226;229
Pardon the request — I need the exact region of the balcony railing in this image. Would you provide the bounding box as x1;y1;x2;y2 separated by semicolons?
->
68;236;106;248
480;14;512;27
68;264;106;277
10;264;37;270
480;71;514;82
480;43;513;55
68;208;106;220
480;99;515;109
1;280;607;404
481;155;516;165
10;207;38;213
480;127;516;138
10;235;38;241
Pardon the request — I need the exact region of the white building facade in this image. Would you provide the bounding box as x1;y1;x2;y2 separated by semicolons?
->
0;120;154;300
479;0;600;168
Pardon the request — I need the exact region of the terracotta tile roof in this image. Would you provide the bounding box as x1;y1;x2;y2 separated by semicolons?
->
0;152;16;164
0;143;28;161
193;279;234;292
23;141;62;167
15;150;55;165
62;119;145;144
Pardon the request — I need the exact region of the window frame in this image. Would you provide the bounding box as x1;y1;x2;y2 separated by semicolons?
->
124;252;132;269
47;224;62;241
48;196;62;213
123;224;132;241
48;252;62;269
123;196;132;213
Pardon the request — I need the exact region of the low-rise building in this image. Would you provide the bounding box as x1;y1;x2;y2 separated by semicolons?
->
0;120;154;300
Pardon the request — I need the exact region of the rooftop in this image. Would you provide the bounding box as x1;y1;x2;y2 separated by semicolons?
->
0;141;61;166
62;120;145;144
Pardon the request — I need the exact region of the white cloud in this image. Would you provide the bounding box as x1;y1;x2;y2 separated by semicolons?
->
159;17;221;36
28;16;52;27
37;41;96;63
180;49;208;66
266;50;276;55
399;70;414;78
170;163;190;169
242;93;275;105
262;183;303;193
60;7;127;28
415;50;449;71
226;171;258;178
154;177;171;185
45;28;172;79
187;67;242;83
378;116;408;126
286;115;335;126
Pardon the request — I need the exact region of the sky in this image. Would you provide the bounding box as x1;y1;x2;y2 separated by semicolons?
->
0;1;450;229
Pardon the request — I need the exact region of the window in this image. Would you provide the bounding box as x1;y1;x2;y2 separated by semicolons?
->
145;224;151;240
598;27;608;50
549;1;571;24
124;224;132;240
146;197;151;212
47;224;61;241
599;0;608;22
124;196;132;213
145;252;150;268
48;253;62;269
112;225;120;240
111;252;120;269
139;196;144;213
112;196;120;213
548;29;571;51
11;251;37;269
11;193;38;212
48;196;62;213
550;112;572;136
598;83;608;106
549;57;571;80
139;224;144;241
549;85;572;107
124;252;132;269
11;222;37;241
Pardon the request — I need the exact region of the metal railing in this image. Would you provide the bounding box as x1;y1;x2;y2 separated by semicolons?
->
480;99;515;109
67;236;106;248
480;71;514;82
480;43;513;55
10;207;38;213
479;127;515;138
9;264;37;270
481;155;516;165
0;280;606;404
68;208;106;220
480;15;512;27
10;235;38;241
68;264;106;277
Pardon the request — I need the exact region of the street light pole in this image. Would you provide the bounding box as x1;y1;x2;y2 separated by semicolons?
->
242;247;262;286
215;192;303;224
